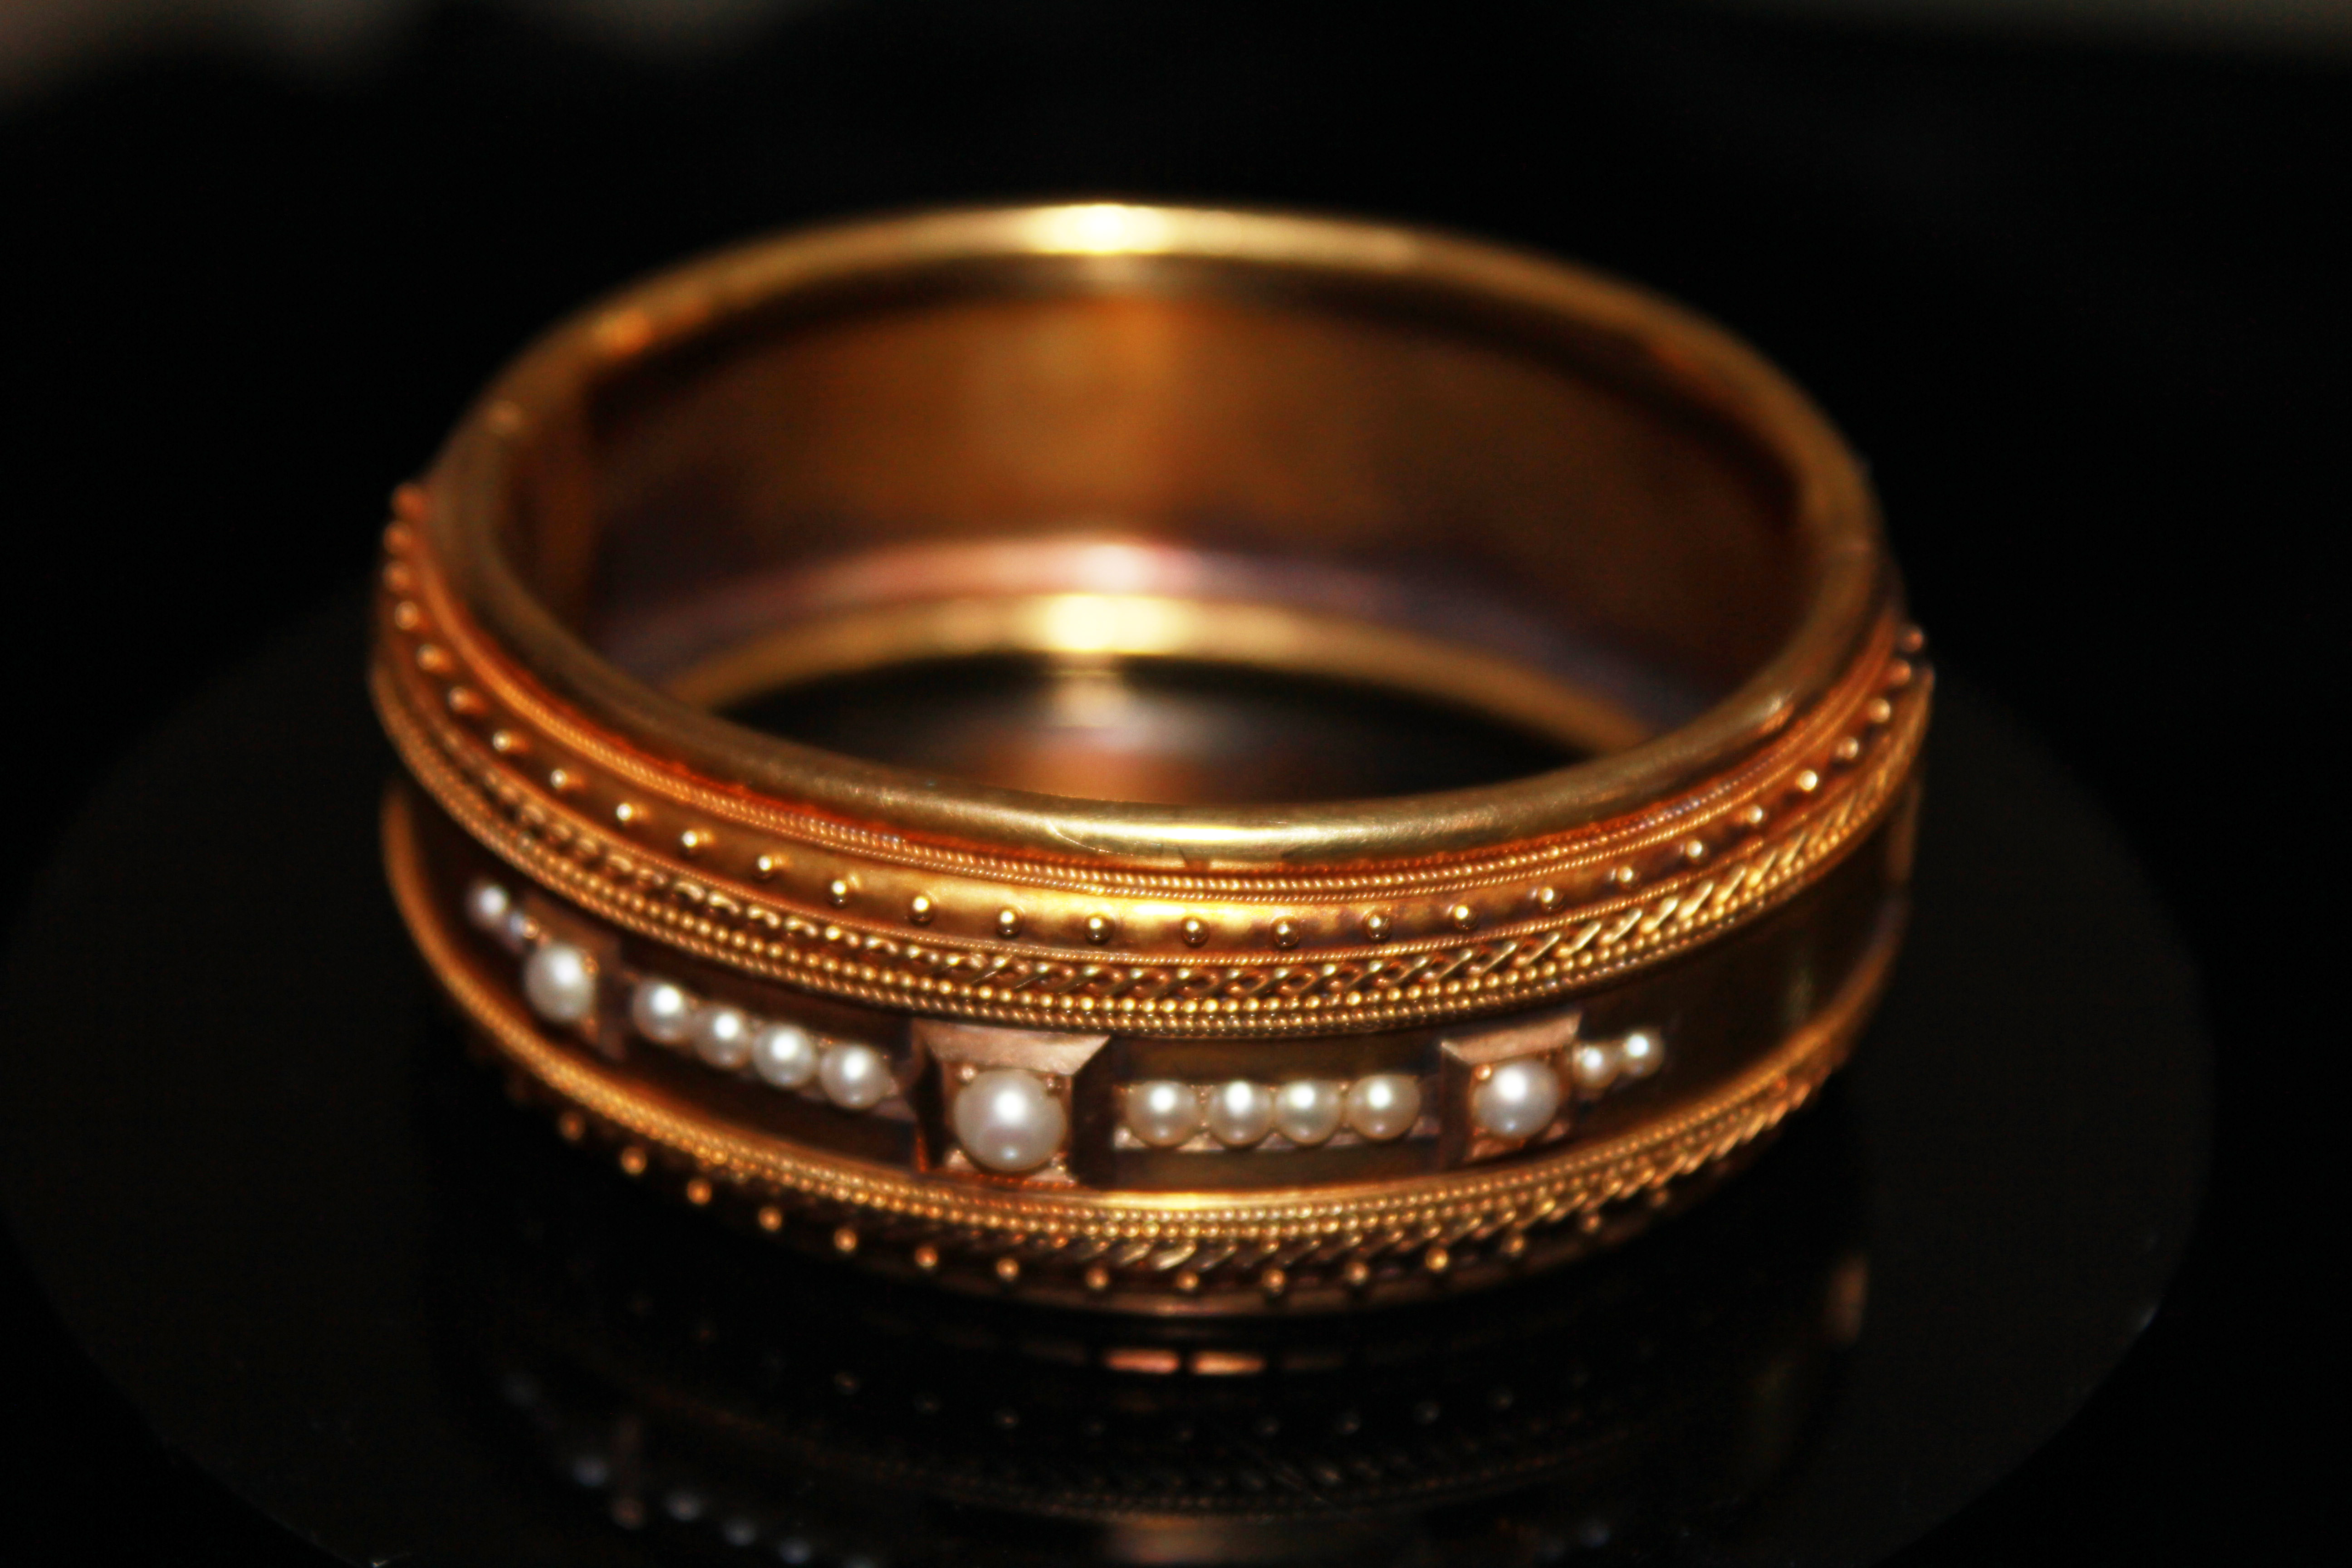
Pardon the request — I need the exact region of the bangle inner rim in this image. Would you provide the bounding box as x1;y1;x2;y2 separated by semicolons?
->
442;208;1882;859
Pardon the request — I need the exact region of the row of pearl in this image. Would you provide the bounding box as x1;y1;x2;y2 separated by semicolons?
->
470;877;901;1112
470;878;1659;1175
1123;1073;1424;1151
1466;1030;1664;1143
1122;1028;1664;1155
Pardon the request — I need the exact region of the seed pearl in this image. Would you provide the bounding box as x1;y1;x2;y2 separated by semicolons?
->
630;977;697;1045
1618;1029;1664;1080
952;1069;1068;1174
692;1005;754;1070
522;941;597;1025
818;1041;892;1110
496;906;534;954
1472;1058;1563;1139
1569;1041;1621;1093
1344;1074;1422;1141
1125;1081;1202;1148
464;878;511;935
1273;1079;1344;1146
751;1022;818;1088
1205;1080;1276;1147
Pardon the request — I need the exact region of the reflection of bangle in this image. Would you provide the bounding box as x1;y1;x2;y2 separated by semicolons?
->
373;203;1930;1313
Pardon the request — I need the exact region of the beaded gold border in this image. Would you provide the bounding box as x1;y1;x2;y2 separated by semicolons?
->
375;524;1928;1039
389;783;1896;1286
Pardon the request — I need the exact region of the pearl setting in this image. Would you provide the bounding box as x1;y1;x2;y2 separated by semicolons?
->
473;875;1666;1185
951;1069;1068;1174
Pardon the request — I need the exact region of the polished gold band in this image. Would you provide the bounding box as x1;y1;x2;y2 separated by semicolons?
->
372;203;1929;1312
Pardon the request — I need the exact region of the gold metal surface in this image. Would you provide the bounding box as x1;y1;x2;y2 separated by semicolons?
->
372;203;1928;1310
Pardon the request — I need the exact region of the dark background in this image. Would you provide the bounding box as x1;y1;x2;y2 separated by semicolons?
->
0;1;2337;1560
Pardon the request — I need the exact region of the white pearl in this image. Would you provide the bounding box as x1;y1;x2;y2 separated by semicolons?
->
1618;1029;1664;1080
1473;1058;1562;1139
751;1022;818;1088
691;1005;754;1070
630;977;698;1045
522;941;597;1025
1126;1081;1202;1148
1344;1074;1421;1141
1273;1079;1343;1146
1205;1080;1275;1147
497;907;534;954
818;1041;892;1110
464;878;511;934
952;1069;1068;1173
1569;1040;1621;1094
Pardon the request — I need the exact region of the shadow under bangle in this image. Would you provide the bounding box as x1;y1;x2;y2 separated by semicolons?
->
372;202;1930;1313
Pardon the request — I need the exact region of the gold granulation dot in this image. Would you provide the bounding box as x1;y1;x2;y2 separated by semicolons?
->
995;1254;1022;1284
555;1111;585;1142
1173;1269;1201;1294
1500;1232;1529;1259
912;1244;940;1272
756;1205;784;1232
1423;1245;1452;1275
1259;1267;1289;1298
1084;1264;1112;1293
908;894;935;924
617;1146;647;1176
833;1226;860;1254
1342;1259;1372;1290
1180;916;1209;947
996;908;1023;938
684;1177;713;1206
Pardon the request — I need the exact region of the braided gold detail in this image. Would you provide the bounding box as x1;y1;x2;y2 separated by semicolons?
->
377;636;1924;1038
390;784;1891;1290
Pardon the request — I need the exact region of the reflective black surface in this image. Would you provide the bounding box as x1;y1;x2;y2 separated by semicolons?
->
0;600;2204;1566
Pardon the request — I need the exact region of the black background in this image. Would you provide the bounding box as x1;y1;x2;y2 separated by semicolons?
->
0;2;2337;1560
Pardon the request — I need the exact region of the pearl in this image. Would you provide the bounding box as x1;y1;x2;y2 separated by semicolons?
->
1345;1074;1421;1141
1569;1041;1621;1094
630;977;697;1045
1126;1081;1201;1148
1273;1079;1343;1146
522;941;597;1025
1618;1029;1664;1080
497;906;534;954
1473;1058;1563;1139
691;1005;754;1070
818;1041;892;1110
464;878;510;935
1205;1080;1275;1147
751;1021;818;1088
952;1069;1068;1173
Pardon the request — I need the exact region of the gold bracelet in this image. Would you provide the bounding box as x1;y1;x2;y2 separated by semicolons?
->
373;203;1929;1313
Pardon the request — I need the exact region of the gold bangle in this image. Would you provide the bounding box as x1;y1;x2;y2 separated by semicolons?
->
373;202;1929;1313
